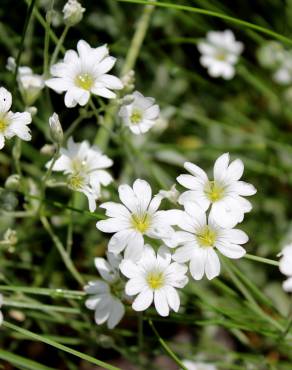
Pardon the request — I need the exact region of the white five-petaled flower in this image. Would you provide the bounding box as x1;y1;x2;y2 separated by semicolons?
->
63;0;85;26
47;137;113;211
0;293;3;326
120;245;188;316
119;91;160;135
177;153;256;228
96;179;176;261
171;202;248;280
279;244;292;292
198;30;243;79
46;40;123;108
84;253;125;329
0;87;32;150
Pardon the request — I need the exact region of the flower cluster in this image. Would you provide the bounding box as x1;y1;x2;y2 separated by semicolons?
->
84;153;256;328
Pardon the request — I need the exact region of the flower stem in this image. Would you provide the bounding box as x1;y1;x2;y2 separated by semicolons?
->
244;253;279;267
94;1;154;150
40;215;85;286
50;24;70;67
148;319;187;369
0;285;85;299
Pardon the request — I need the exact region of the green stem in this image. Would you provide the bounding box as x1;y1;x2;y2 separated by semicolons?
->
43;0;54;76
0;285;84;299
3;299;80;314
14;0;37;84
148;319;187;369
117;0;292;46
94;1;154;150
50;24;70;67
3;321;121;370
40;216;85;286
244;253;279;267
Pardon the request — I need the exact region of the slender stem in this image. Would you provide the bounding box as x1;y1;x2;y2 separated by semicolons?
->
117;0;292;46
244;253;279;267
42;144;60;185
94;1;154;150
138;312;144;362
40;216;85;286
43;0;54;76
14;0;37;84
3;321;121;370
148;319;187;369
3;299;80;314
50;24;70;67
12;138;22;176
0;285;85;299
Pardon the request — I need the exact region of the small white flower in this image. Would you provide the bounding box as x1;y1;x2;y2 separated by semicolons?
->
84;253;125;329
182;360;217;370
63;0;85;26
273;53;292;85
119;91;160;135
0;293;3;326
177;153;256;228
47;137;113;211
0;87;32;150
257;41;285;70
46;40;123;108
96;179;176;261
171;202;248;280
120;245;188;316
279;244;292;292
198;30;243;79
7;57;44;106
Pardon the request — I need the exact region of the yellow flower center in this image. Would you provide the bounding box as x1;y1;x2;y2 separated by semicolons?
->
131;213;150;233
130;109;142;124
204;181;225;202
75;73;94;90
197;226;216;248
71;158;88;173
146;271;164;290
215;51;227;61
0;118;8;133
67;173;85;190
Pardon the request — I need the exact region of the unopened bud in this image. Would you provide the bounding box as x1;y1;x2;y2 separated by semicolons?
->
40;144;55;156
63;0;85;26
5;174;21;191
49;113;63;144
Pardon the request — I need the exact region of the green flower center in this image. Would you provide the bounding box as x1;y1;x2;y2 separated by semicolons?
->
197;226;216;248
146;271;165;290
130;109;142;124
204;181;225;202
0;118;8;133
75;73;94;90
131;213;150;233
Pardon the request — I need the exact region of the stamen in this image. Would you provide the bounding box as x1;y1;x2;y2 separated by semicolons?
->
75;73;94;90
131;213;150;233
130;109;142;124
197;226;216;248
146;271;164;290
204;181;225;202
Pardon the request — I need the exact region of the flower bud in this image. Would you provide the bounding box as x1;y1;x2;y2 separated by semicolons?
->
63;0;85;26
5;174;21;191
49;113;63;144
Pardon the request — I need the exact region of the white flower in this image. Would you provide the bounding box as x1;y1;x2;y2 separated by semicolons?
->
7;57;44;106
257;41;285;70
171;202;248;280
0;87;32;150
84;253;125;329
177;153;256;228
46;40;123;108
273;53;292;85
0;293;3;326
182;360;217;370
120;245;188;316
63;0;85;26
47;137;113;211
119;91;159;135
96;179;176;261
279;244;292;292
198;30;243;79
